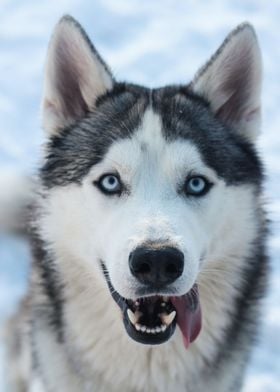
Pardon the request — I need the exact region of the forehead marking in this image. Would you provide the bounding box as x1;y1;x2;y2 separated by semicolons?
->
99;107;219;183
136;108;166;154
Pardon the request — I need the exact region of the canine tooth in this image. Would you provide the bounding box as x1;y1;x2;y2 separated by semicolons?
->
134;310;143;320
127;309;137;325
127;309;142;325
161;324;167;332
161;311;176;326
135;323;141;331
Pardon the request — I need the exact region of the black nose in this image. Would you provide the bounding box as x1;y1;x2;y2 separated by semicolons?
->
129;246;184;287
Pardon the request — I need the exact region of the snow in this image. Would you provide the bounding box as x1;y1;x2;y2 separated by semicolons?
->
0;1;279;390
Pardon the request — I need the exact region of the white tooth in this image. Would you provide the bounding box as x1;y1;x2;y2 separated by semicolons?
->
161;324;167;332
146;328;151;333
161;311;176;326
156;326;161;333
141;325;146;332
161;302;166;307
135;301;140;307
135;323;141;331
151;328;156;334
127;309;137;325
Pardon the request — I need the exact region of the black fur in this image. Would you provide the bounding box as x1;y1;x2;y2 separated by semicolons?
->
213;230;269;377
41;83;149;187
41;83;263;189
30;230;64;342
152;86;264;186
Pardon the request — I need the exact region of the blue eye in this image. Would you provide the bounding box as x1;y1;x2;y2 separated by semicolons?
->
185;176;210;196
96;174;122;195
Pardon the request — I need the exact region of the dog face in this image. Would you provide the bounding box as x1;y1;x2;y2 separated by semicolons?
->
81;109;229;300
39;16;263;346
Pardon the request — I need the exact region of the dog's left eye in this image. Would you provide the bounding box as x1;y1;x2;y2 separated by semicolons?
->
184;176;211;196
95;174;122;195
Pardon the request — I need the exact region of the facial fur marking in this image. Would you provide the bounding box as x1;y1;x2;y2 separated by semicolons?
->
152;87;263;187
41;84;150;188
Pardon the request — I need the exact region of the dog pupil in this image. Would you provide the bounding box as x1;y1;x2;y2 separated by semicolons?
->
192;179;200;188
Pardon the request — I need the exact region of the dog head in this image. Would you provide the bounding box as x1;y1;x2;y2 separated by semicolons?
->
39;16;263;347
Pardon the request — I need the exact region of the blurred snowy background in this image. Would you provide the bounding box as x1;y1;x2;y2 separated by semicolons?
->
0;0;279;391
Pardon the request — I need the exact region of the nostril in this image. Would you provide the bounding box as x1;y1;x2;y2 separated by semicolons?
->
166;262;180;276
136;262;151;275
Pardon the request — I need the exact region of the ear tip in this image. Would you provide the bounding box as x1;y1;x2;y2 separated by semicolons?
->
231;22;258;42
56;15;84;34
58;14;78;26
53;15;89;46
235;21;255;32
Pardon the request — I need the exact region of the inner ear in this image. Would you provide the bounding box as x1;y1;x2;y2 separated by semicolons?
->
190;23;262;142
42;15;114;135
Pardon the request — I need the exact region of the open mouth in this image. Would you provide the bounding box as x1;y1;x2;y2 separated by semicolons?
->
102;264;202;347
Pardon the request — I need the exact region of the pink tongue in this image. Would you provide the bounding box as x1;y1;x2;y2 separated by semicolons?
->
171;290;202;349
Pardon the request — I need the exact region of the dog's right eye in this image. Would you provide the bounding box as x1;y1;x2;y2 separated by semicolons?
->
184;176;212;197
94;174;122;195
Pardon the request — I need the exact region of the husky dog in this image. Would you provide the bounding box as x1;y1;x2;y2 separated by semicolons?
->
5;16;268;392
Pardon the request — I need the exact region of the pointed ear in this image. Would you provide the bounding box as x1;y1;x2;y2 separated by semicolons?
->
42;15;114;135
190;23;262;142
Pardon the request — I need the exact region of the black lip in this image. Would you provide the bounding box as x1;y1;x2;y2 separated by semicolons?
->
101;262;177;345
